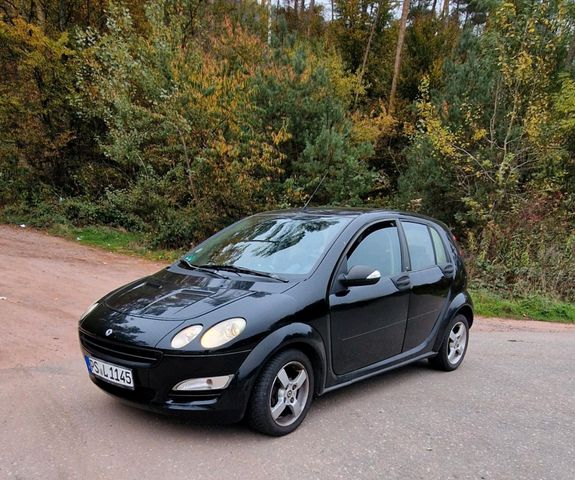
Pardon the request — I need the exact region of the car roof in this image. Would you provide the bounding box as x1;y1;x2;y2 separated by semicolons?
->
257;207;439;222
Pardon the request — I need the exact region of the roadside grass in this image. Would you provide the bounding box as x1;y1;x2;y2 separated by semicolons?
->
48;224;182;262
471;288;575;324
4;219;573;324
46;226;575;324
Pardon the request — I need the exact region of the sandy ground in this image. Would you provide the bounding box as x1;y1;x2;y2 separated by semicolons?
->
1;225;574;480
0;226;165;369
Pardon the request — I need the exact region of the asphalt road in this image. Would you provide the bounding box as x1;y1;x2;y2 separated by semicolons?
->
1;225;574;480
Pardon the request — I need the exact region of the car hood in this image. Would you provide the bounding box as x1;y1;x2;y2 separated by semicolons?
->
102;266;294;322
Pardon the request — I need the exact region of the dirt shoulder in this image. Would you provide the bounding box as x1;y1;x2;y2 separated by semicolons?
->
0;225;166;369
473;315;575;332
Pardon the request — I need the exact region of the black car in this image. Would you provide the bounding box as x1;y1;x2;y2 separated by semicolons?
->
79;208;473;436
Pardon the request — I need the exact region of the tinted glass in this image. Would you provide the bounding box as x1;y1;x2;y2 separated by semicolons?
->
430;227;448;264
183;215;350;276
347;225;402;276
403;222;435;270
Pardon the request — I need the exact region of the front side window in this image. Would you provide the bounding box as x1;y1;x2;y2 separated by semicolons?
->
402;221;436;271
183;214;351;276
347;224;402;277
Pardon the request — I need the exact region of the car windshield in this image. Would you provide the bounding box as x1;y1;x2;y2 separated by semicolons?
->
181;214;351;277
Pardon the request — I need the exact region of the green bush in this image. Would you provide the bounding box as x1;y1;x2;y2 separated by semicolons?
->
149;208;203;250
0;200;66;228
466;192;575;302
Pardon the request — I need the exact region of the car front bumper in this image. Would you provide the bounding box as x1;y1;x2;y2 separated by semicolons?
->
79;331;253;424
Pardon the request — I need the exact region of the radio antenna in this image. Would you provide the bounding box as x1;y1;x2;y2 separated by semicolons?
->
302;170;329;210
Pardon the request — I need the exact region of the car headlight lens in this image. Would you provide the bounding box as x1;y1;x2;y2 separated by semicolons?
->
201;318;246;349
171;325;203;349
80;302;98;321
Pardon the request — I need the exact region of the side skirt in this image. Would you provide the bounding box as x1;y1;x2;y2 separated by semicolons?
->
321;351;436;395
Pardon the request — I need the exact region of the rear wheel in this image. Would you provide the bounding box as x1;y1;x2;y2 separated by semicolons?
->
429;315;469;371
246;349;314;436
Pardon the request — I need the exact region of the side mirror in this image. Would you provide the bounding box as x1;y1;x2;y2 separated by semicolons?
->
339;265;381;288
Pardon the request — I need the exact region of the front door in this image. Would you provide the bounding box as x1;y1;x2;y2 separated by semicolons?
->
329;221;410;375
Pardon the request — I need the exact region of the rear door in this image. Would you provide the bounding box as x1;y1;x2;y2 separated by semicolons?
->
400;220;454;351
329;221;410;375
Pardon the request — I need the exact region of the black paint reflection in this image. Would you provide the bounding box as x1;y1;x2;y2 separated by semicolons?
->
105;310;145;344
103;269;266;321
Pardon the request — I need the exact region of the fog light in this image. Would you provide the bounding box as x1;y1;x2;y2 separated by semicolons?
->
173;375;233;391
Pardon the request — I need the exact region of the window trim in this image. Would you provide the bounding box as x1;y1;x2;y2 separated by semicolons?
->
397;219;443;273
428;225;450;266
329;219;407;294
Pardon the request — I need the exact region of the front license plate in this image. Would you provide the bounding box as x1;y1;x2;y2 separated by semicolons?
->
85;355;134;390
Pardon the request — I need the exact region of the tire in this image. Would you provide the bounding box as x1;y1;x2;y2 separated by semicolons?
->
246;349;314;436
429;314;470;371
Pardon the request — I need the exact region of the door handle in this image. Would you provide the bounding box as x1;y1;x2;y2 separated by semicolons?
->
392;275;411;291
442;263;455;278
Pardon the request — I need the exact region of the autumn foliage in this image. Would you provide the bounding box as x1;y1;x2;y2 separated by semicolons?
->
0;0;573;301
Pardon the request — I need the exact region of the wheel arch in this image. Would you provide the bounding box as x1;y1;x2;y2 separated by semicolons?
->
269;341;325;396
456;304;474;328
432;292;474;352
237;323;327;399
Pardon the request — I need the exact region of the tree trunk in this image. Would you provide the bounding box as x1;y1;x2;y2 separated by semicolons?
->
354;2;381;107
266;0;273;45
307;0;315;36
442;0;449;22
566;36;575;69
35;0;46;27
389;0;410;114
432;0;437;15
59;0;66;30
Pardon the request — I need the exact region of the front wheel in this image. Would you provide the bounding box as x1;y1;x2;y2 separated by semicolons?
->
429;315;470;371
246;349;314;436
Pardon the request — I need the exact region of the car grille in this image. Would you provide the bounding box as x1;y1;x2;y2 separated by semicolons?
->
80;331;163;367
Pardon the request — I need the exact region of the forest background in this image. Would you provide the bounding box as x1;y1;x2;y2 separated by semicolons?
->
1;0;574;318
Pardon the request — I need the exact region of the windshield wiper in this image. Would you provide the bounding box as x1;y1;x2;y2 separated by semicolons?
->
178;258;228;279
198;264;288;283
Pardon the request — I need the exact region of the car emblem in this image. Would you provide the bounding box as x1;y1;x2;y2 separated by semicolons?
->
105;329;113;337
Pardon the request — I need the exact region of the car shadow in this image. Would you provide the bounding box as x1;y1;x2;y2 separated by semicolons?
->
313;359;431;406
109;400;260;438
101;359;435;439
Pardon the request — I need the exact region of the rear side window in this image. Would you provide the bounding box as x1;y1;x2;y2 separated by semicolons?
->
402;222;435;271
430;228;448;264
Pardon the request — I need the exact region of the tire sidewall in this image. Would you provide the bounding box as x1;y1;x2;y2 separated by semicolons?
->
440;315;470;371
251;349;315;436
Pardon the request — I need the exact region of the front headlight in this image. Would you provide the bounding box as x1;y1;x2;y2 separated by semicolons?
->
80;302;98;321
171;325;203;349
201;318;246;349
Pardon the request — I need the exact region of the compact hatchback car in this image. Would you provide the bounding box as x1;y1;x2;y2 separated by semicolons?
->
79;209;473;435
